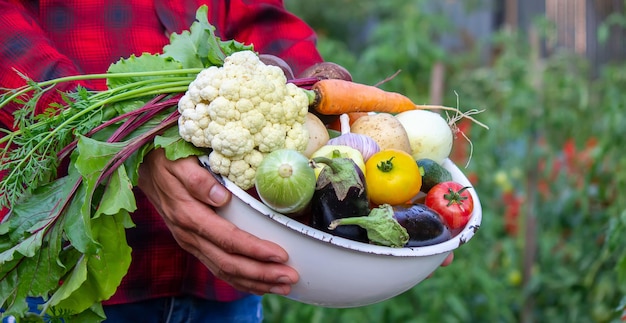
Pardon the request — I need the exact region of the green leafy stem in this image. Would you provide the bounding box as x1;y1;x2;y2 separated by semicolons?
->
0;71;197;207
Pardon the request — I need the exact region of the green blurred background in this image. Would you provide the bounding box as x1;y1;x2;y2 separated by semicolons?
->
262;0;626;322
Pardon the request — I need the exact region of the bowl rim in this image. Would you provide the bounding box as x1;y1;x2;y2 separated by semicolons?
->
201;156;482;257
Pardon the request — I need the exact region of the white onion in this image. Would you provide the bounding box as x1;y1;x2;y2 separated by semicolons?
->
395;110;453;164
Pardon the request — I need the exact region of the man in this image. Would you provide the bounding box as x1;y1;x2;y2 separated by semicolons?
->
1;1;321;321
0;1;452;321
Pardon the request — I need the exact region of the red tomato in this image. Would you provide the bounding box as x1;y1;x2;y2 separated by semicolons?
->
425;181;474;230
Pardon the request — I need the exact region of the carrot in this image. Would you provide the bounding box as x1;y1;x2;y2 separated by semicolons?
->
308;79;488;129
311;79;415;115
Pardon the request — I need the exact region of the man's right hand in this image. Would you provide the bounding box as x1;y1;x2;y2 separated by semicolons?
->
137;148;299;295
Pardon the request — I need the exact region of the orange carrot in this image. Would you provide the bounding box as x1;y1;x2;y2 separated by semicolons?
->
311;79;415;115
309;79;488;129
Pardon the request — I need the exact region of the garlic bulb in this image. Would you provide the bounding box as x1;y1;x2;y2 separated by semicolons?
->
327;114;380;161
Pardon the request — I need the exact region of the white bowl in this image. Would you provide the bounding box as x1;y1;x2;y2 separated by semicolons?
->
200;157;482;308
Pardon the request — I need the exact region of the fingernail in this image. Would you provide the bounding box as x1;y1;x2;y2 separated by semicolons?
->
268;256;284;263
209;185;228;205
270;286;288;295
277;276;292;284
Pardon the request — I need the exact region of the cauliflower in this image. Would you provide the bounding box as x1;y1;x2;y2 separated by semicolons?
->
178;50;310;189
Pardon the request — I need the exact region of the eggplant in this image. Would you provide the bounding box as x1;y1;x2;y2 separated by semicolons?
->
329;203;451;247
328;204;408;247
393;204;451;247
310;156;369;242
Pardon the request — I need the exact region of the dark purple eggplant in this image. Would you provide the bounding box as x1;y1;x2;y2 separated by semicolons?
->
310;156;369;243
328;204;408;247
329;203;451;247
393;204;451;247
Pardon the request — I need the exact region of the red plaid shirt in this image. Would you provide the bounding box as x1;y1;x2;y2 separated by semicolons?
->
0;0;323;305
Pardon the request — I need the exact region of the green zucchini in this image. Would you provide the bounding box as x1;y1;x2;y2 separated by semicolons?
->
417;158;453;193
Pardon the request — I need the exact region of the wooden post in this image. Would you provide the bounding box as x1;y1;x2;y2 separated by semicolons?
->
428;61;445;106
505;0;518;30
520;24;542;323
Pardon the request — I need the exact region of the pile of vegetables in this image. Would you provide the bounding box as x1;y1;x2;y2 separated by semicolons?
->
254;110;479;248
0;5;485;321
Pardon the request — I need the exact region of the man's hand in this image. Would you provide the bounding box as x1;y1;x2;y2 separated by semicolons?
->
137;148;299;295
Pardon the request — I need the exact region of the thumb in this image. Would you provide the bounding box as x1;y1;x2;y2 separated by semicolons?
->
162;154;232;207
208;182;230;206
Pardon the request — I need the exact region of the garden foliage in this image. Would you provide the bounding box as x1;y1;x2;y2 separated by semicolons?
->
262;1;626;322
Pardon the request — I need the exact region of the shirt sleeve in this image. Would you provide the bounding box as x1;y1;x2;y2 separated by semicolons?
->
0;1;90;130
0;1;90;219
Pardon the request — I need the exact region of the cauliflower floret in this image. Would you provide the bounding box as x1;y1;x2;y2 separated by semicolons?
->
286;83;310;120
186;67;224;104
208;150;265;190
284;122;309;152
178;97;211;147
255;123;288;153
227;159;255;189
177;50;310;189
200;85;218;102
193;67;219;89
211;122;254;158
207;96;239;125
244;150;265;169
240;109;266;134
207;151;231;175
205;121;224;144
218;78;242;101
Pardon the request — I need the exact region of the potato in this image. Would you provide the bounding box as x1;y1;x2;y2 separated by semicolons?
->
350;113;412;154
303;112;330;157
